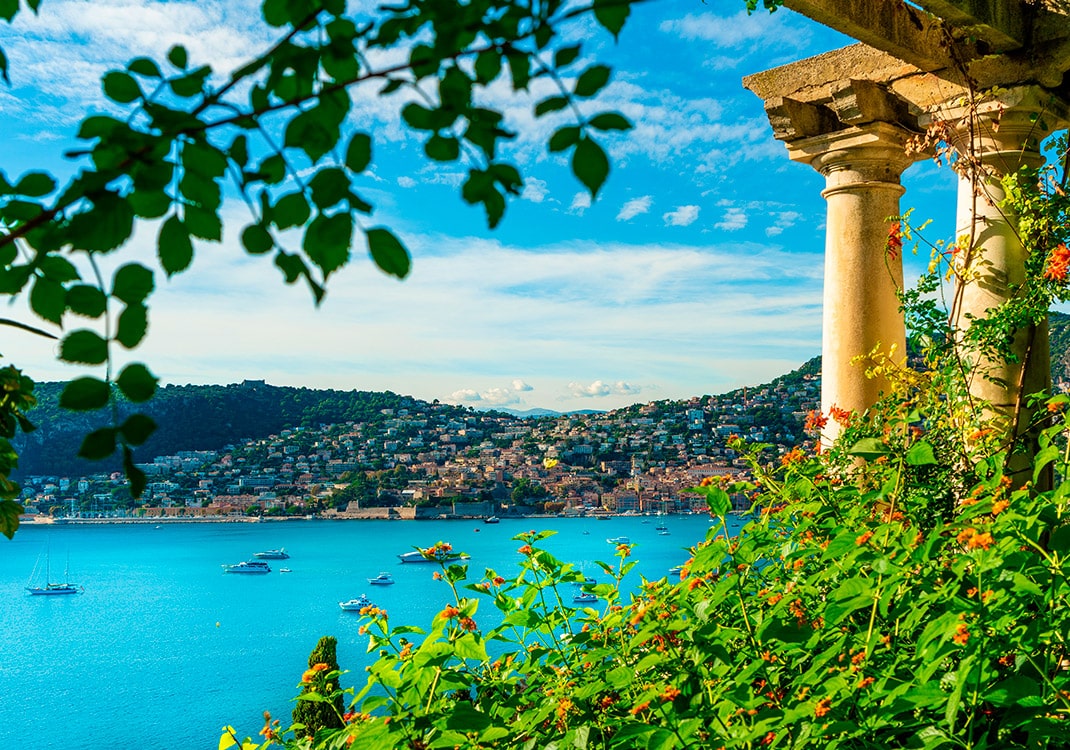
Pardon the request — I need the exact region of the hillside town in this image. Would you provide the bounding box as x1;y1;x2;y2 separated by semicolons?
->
18;365;820;522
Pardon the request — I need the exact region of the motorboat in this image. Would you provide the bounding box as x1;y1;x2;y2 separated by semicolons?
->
659;531;671;536
367;572;395;585
279;568;293;573
397;548;470;563
572;576;597;586
253;549;290;559
668;565;685;577
573;592;599;604
339;594;374;612
222;560;271;574
606;536;630;545
484;516;500;524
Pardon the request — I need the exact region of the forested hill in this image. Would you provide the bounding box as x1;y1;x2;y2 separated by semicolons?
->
14;381;470;478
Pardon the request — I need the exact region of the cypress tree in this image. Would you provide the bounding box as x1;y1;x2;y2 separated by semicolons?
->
292;635;345;738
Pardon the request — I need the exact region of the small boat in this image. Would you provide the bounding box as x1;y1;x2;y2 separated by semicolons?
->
26;547;83;596
339;594;374;612
581;530;590;535
367;572;395;585
655;524;668;531
397;548;470;563
484;516;500;524
573;592;599;604
607;536;631;545
668;565;685;576
279;568;293;573
572;576;597;586
659;531;671;536
253;549;290;559
222;561;271;574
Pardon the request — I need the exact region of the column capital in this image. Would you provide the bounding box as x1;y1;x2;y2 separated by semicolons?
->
787;122;922;195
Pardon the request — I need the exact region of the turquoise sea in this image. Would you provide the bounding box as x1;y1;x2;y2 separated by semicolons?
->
0;515;733;749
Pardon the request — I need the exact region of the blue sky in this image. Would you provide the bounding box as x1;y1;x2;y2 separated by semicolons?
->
1;0;957;411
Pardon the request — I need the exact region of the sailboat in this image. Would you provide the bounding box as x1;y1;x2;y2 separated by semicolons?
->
26;547;83;596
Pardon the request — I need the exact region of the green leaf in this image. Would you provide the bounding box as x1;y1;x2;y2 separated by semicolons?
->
401;102;435;130
303;212;352;277
555;45;581;68
848;438;891;460
184;205;222;241
112;263;154;305
366;227;411;279
309;168;350;209
255;154;287;184
0;47;8;87
78;427;117;460
571;137;609;199
122;445;147;497
29;277;65;324
158;216;194;277
506;52;530;91
127;57;162;78
284;108;338;164
474;49;501;84
38;255;80;282
345;132;372;173
14;172;55;197
167;45;188;69
705;486;731;517
593;0;630;39
59;377;111;411
65;191;135;252
183;141;228;179
102;71;141;103
905;441;937;466
549;126;580;153
115;303;148;349
241;225;274;255
273;191;311;230
424;134;459;162
115;363;158;403
120;413;156;446
0;1;14;24
128;189;171;219
574;65;611;98
66;284;107;318
589;112;632;131
60;330;108;365
534;96;569;117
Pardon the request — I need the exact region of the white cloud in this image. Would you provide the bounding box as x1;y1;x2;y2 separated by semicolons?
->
569;192;591;216
522;177;549;203
716;207;749;232
397;176;416;188
568;380;642;398
663;205;700;227
658;10;810;50
617;196;653;221
451;388;482;402
765;210;802;237
512;379;533;392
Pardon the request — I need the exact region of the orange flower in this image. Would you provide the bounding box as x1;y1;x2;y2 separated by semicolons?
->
829;405;852;427
953;623;969;645
492;576;506;586
886;221;903;259
301;669;317;684
856;531;873;546
1044;243;1070;282
441;605;460;619
804;409;828;433
815;697;832;717
661;686;681;702
991;499;1009;515
630;700;650;715
780;447;805;466
432;571;443;580
956;527;977;545
459;617;477;631
517;544;533;555
617;543;632;557
967;532;994;550
858;676;875;689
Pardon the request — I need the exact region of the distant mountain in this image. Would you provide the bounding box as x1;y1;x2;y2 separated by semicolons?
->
490;407;607;418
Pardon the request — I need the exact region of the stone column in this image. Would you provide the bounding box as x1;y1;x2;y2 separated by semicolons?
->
788;122;918;441
945;87;1064;452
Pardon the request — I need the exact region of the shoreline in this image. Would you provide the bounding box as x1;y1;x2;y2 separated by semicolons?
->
20;511;717;526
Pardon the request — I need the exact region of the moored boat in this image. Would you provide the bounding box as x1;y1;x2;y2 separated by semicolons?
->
222;560;271;574
606;536;630;545
397;543;469;563
253;549;289;559
573;592;599;604
26;547;82;595
339;594;374;611
367;572;395;585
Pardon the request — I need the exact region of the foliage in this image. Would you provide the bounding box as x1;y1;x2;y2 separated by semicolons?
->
291;636;346;740
218;382;1070;750
0;362;35;537
0;0;640;497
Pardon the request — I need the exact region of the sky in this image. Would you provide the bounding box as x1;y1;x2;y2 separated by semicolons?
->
0;0;959;412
